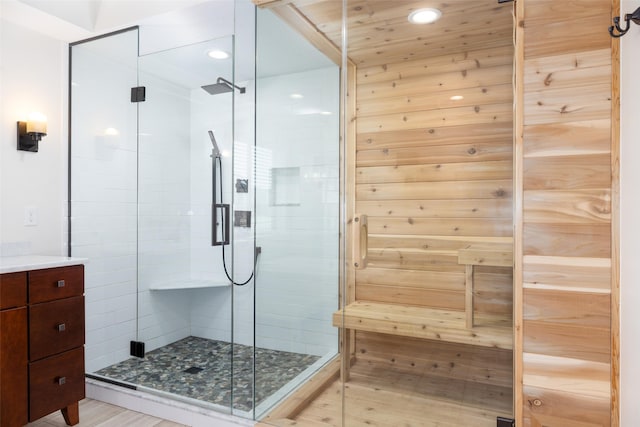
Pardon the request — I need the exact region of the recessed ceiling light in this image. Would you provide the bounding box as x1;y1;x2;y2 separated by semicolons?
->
207;50;229;60
408;8;442;24
290;93;304;99
450;95;464;101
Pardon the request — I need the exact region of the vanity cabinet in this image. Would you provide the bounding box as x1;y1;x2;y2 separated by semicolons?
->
0;272;28;427
0;264;85;427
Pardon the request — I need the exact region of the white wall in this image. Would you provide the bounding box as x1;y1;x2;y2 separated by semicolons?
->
0;18;67;257
620;0;640;424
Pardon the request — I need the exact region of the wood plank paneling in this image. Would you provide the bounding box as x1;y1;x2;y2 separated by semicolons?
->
523;255;611;293
357;160;512;184
356;284;464;310
357;64;513;101
357;141;513;167
356;333;513;388
358;122;513;150
357;45;514;85
366;217;512;237
357;180;512;201
357;84;513;118
357;102;513;134
523;120;611;158
524;83;611;126
523;223;611;258
524;189;611;224
523;320;610;363
524;154;612;190
524;289;610;328
519;0;614;423
524;14;611;59
523;385;611;427
356;267;464;290
524;50;611;92
523;353;609;399
367;235;512;251
358;199;513;218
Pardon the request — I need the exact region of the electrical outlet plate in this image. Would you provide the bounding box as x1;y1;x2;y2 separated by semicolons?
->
24;206;37;226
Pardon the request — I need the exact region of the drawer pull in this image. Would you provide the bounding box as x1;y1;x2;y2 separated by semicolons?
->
57;323;66;332
57;280;66;288
56;376;66;385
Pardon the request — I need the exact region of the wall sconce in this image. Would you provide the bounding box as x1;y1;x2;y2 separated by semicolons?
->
17;112;47;152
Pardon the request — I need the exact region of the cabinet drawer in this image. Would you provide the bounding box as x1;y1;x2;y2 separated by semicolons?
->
30;296;85;361
29;347;85;422
0;271;27;309
29;265;84;304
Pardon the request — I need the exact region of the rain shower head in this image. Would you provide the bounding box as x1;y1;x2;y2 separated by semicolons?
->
208;130;221;158
201;77;246;95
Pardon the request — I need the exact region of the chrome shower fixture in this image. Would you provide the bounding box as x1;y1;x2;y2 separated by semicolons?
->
201;77;246;95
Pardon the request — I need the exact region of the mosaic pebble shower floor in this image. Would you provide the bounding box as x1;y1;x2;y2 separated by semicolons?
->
95;336;320;412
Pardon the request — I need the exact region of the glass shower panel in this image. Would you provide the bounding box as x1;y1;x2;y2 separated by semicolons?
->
135;37;235;411
70;28;140;379
253;8;341;419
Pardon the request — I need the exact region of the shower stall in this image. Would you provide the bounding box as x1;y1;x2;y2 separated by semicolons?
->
69;1;341;420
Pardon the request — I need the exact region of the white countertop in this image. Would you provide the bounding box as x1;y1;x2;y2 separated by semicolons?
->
0;255;88;274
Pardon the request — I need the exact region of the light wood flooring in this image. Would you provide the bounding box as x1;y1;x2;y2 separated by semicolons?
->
263;338;514;427
289;380;510;427
27;399;186;427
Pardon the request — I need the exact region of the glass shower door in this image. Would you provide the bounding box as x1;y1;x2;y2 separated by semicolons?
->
134;36;236;411
70;26;140;383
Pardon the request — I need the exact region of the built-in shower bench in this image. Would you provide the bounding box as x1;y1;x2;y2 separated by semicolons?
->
148;278;230;290
333;239;513;350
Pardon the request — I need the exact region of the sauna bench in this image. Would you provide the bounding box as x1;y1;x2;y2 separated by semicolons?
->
0;255;87;427
332;301;512;350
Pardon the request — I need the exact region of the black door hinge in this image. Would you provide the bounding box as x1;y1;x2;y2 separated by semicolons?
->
131;86;146;103
130;340;145;358
497;417;515;427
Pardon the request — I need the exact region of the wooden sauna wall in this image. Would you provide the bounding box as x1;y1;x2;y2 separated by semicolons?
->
517;0;615;425
354;46;515;318
353;43;514;358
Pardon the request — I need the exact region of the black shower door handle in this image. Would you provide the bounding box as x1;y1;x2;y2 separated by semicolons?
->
212;203;230;246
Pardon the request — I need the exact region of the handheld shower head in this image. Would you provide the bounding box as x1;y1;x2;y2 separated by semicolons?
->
208;130;221;158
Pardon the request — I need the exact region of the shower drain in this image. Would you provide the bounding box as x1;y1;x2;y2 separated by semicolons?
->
183;366;204;374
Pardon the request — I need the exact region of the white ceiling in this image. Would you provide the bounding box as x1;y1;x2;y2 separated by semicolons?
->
4;0;210;40
1;0;335;82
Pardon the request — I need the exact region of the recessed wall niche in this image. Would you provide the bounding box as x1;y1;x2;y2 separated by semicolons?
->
271;167;300;206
